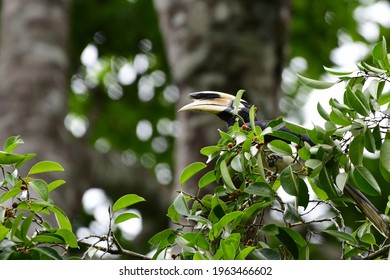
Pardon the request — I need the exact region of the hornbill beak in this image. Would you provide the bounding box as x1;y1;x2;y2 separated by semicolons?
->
178;91;247;114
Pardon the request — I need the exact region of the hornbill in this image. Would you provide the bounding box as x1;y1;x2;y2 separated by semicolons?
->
179;91;390;238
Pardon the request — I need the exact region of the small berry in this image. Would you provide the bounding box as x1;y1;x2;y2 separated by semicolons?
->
21;185;27;191
247;239;253;245
241;124;248;130
12;202;18;209
227;142;234;148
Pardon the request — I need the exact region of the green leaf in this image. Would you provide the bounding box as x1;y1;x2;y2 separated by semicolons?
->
28;161;64;175
173;192;190;216
305;159;323;177
112;194;145;212
329;108;352;126
49;205;72;231
180;162;207;185
236;246;255;260
324;230;357;245
221;233;240;260
252;248;281;260
267;140;292;156
198;170;216;189
297;74;337;89
345;88;370;116
220;159;237;192
29;179;49;201
317;102;330;121
0;151;28;165
323;66;353;76
32;233;65;245
364;129;376;153
349;135;365;165
230;154;244;172
30;247;62;260
259;224;279;235
56;229;78;248
244;182;274;197
213;212;243;238
297;177;309;209
280;166;298;196
360;232;376;245
276;227;299;259
352;165;381;196
114;212;140;225
21;213;34;241
336;173;348;192
233;89;246;117
379;139;390;183
0;225;10;242
3;136;24;153
0;187;22;203
200;146;220;156
48;180;66;192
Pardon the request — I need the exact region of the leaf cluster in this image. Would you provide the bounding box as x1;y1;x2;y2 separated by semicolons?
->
149;38;390;260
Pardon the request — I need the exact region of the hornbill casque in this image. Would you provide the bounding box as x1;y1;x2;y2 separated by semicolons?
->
179;91;390;238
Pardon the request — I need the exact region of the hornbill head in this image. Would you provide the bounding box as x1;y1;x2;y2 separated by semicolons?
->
178;91;253;127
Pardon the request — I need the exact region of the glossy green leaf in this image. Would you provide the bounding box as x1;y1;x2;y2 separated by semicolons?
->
329;108;352;126
284;203;301;223
297;74;337;89
0;151;27;165
317;102;330;121
30;247;62;260
220;159;237;192
49;205;72;231
297;177;309;209
252;248;281;260
28;161;64;175
198;170;216;189
236;246;255;260
379;139;390;183
349;135;365;165
267;140;293;156
21;213;34;241
3;136;24;153
0;187;22;203
336;173;348;192
56;229;78;248
48;180;66;192
112;194;145;212
213;212;243;238
352;165;381;196
0;225;10;242
345;88;370;116
305;159;323;177
364;129;376;153
280;166;298;196
29;179;49;201
231;154;243;172
244;182;273;197
200;146;220;156
323;66;353;76
324;230;357;245
180;162;207;185
32;233;65;245
173;192;190;216
114;212;140;225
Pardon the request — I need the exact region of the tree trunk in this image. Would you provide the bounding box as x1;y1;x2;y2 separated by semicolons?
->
0;0;87;216
154;0;291;193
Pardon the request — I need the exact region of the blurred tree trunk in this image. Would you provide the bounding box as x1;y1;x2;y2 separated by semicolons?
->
154;0;291;193
0;0;88;216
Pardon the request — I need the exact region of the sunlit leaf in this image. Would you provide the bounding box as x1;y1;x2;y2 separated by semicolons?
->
29;179;49;201
323;66;353;76
28;161;64;175
297;74;337;89
179;162;207;185
114;212;140;225
112;194;145;212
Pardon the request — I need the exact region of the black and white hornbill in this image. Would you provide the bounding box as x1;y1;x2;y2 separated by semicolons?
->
179;91;390;238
